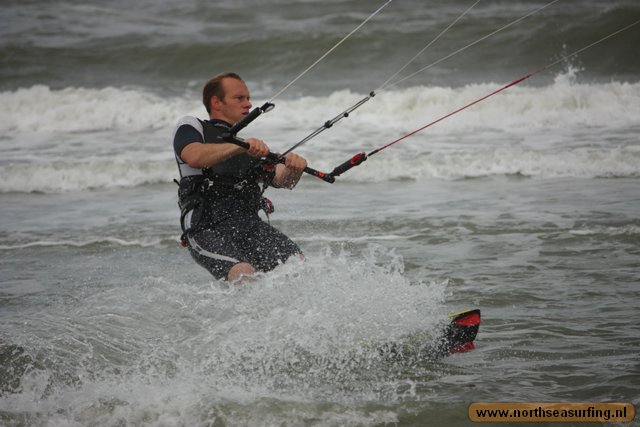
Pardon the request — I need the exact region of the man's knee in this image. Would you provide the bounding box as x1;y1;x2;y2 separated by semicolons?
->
228;262;256;282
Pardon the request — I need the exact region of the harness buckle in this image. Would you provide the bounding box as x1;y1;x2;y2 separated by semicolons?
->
203;179;214;190
260;197;275;215
234;179;248;190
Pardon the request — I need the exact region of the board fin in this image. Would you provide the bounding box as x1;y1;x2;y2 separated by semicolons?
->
378;308;481;361
441;308;481;354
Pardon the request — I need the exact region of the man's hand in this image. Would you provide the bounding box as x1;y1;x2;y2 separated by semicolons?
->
244;138;270;158
272;152;308;189
282;152;307;172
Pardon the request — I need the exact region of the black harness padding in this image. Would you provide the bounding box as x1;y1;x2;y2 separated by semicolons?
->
176;119;275;241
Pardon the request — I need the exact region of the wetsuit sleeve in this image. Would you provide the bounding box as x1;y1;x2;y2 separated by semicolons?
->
173;124;204;160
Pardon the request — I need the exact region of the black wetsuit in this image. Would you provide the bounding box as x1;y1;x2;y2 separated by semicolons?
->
173;116;301;279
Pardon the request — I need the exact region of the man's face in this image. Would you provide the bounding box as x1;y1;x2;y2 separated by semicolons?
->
214;77;252;124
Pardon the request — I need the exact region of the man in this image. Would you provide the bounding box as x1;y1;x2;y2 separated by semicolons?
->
173;72;307;281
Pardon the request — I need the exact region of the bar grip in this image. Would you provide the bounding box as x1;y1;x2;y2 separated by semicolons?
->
227;102;275;136
305;167;335;183
329;152;367;177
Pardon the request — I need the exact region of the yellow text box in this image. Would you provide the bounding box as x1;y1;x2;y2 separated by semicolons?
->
468;402;635;423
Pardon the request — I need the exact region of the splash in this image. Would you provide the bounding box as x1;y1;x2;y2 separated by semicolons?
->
0;245;452;426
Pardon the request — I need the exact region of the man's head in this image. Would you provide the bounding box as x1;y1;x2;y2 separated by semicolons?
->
202;72;252;124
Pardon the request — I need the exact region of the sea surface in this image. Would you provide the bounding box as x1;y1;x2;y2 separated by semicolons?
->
1;1;639;426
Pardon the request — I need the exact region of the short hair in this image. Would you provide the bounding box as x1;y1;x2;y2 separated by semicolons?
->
202;72;243;114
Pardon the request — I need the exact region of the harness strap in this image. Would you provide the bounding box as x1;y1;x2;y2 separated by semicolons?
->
177;175;275;246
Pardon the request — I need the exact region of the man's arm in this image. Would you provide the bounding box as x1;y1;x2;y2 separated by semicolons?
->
180;138;270;169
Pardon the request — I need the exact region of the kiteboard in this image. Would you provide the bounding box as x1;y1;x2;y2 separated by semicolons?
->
378;308;481;361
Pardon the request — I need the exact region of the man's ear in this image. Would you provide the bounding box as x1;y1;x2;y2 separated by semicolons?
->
210;96;222;113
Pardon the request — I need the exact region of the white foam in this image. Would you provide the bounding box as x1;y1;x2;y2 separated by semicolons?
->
1;72;638;192
569;224;640;236
0;85;199;134
0;236;166;250
0;158;176;193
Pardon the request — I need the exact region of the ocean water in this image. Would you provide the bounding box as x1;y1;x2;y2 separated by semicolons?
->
1;1;639;426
